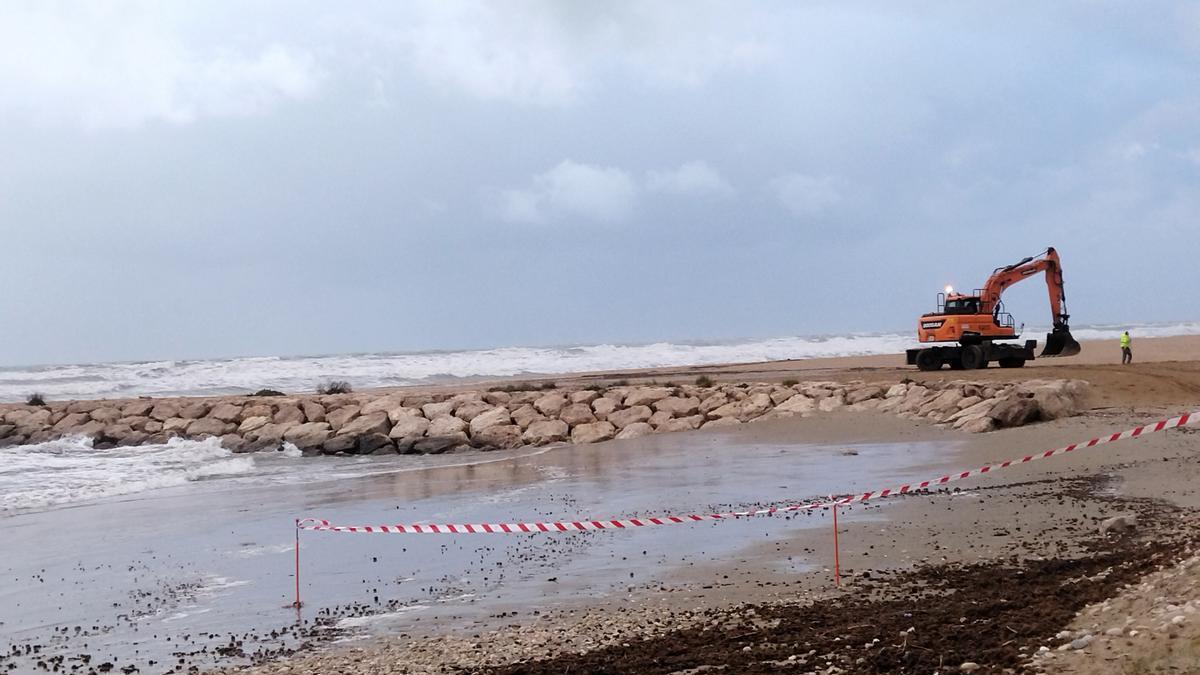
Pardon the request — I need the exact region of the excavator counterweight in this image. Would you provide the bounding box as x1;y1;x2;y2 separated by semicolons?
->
906;247;1081;370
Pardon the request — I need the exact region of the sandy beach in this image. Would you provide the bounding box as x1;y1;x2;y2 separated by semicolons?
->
2;337;1199;675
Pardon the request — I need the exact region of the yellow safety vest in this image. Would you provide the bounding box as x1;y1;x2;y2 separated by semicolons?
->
1120;333;1130;348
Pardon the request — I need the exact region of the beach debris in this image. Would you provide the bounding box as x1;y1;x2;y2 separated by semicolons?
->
1100;514;1138;535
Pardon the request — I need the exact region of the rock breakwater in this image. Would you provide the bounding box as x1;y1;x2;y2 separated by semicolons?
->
0;378;1089;454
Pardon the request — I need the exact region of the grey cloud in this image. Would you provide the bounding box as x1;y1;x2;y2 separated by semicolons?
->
0;5;320;129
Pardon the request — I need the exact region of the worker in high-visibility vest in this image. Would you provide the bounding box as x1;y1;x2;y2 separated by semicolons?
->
1120;331;1132;365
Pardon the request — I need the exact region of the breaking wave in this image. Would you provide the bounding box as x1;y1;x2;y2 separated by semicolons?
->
1;322;1197;402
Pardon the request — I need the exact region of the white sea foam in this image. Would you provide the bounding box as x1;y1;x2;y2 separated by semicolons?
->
0;436;260;512
5;321;1194;402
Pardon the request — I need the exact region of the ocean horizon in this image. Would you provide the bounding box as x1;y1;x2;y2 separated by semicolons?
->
2;321;1196;403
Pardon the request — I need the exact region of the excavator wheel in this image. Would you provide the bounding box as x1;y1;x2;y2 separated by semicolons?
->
998;357;1026;368
915;349;941;371
961;345;986;370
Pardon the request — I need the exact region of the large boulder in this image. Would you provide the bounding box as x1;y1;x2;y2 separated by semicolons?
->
817;393;845;413
469;407;512;435
402;394;436;409
897;386;932;413
179;402;211;420
89;408;122;425
615;422;655;440
428;415;468;437
483;390;512;405
455;400;494;422
661;415;704;432
740;392;774;419
299;401;326;424
988;397;1040;428
64;400;103;414
769;388;795;405
360;395;406;417
149;402;181;422
570;390;601;405
472;424;524;450
846;385;886;405
421;400;457;419
186;418;234;438
72;420;108;437
945;398;994;425
100;424;134;444
122;401;155;417
523;419;569;445
698;392;729;414
608;405;652;429
238;416;271;434
387;406;424;424
702;417;742;429
571;421;616;444
321;434;357;454
326;405;361;431
533;394;568;417
241;403;274;420
357;434;394;455
706;401;742;420
273;405;305;425
648;410;673;428
388;416;430;445
413;435;464;454
284;423;332;450
960;416;997;433
510;404;545;430
917;390;964;417
623;387;673;407
53;412;91;432
652;397;700;417
591;397;618;420
1018;380;1090;421
209;402;244;423
163;417;192;434
558;403;597;426
336;412;392;437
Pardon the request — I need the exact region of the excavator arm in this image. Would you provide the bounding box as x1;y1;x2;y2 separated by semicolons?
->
978;248;1080;356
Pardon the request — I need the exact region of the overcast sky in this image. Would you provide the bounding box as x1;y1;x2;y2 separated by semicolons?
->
2;2;1198;366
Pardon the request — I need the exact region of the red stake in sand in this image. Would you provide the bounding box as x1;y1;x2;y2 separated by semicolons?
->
832;502;841;588
293;518;302;609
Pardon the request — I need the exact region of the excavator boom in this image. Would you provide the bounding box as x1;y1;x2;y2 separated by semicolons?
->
978;247;1080;357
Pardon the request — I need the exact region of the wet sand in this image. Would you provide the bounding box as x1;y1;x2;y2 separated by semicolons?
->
0;414;968;673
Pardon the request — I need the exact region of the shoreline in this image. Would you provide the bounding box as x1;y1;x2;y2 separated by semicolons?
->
213;407;1200;674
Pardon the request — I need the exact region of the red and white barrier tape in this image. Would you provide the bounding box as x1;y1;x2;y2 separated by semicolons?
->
298;410;1196;535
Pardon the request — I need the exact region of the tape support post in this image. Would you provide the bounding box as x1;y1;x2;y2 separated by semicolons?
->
298;410;1196;535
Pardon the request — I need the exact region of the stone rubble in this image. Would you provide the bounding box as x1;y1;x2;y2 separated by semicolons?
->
1031;547;1200;673
0;378;1090;456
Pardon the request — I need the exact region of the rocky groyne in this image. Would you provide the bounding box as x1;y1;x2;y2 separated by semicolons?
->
0;378;1090;454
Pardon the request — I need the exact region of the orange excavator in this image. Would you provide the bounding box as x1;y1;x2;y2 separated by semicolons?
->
906;247;1081;370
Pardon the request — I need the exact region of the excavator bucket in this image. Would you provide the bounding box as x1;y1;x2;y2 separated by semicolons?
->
1040;326;1081;357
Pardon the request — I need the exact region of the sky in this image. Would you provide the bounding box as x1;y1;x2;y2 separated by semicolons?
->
1;1;1198;366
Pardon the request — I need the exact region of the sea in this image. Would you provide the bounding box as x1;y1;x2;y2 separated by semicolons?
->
2;322;1196;404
